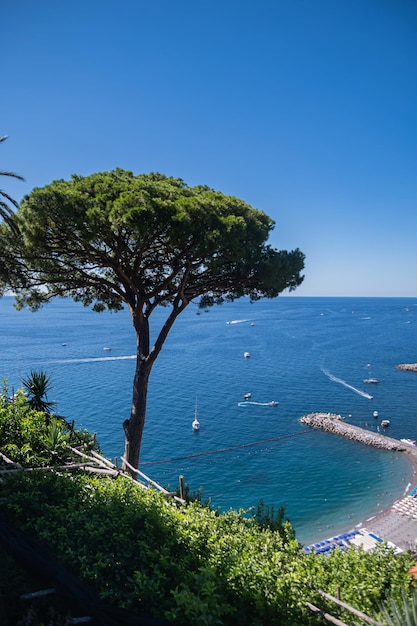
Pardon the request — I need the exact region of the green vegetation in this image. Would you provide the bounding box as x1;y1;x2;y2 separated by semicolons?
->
0;379;99;467
380;588;417;625
2;169;305;470
1;382;416;625
0;134;24;235
21;369;57;414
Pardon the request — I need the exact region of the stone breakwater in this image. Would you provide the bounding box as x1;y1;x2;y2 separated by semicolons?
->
396;363;417;372
300;412;407;452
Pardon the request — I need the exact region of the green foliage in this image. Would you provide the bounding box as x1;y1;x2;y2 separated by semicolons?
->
380;588;417;626
0;135;24;234
250;498;296;543
0;379;98;466
1;468;415;625
21;369;57;414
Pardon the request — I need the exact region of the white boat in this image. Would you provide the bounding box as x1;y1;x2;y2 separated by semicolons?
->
373;410;379;418
364;363;378;384
103;346;111;351
400;438;416;446
268;401;279;406
244;351;250;358
381;419;390;428
192;398;200;431
244;393;251;399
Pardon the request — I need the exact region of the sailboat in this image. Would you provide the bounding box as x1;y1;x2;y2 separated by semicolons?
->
364;363;378;384
192;398;200;431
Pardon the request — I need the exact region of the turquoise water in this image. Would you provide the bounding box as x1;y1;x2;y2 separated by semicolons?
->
1;296;416;544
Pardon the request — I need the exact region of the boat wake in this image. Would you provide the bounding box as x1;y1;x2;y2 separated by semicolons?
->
47;355;136;364
321;368;373;400
238;401;278;407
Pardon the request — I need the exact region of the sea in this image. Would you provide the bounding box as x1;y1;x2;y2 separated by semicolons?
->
1;295;417;545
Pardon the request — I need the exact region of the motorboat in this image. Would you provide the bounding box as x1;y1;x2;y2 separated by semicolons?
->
268;401;279;406
244;393;251;399
381;419;390;428
103;346;111;351
373;410;379;418
400;439;416;446
244;351;250;358
192;398;200;431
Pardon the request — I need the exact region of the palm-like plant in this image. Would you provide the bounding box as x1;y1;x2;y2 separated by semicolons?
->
0;135;24;235
380;588;417;626
21;370;57;415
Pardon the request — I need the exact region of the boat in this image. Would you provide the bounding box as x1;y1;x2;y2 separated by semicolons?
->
364;363;378;384
103;346;111;351
192;398;200;431
400;438;416;446
268;401;279;406
244;393;251;399
381;419;390;428
373;410;379;418
244;351;250;358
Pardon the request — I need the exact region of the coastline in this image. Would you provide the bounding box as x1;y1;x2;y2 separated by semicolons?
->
301;413;417;551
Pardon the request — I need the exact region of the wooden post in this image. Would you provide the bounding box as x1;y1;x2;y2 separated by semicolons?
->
337;586;341;616
179;475;185;500
115;457;119;470
71;420;75;431
122;442;129;471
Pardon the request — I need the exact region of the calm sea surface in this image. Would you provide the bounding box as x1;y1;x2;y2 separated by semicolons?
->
1;296;417;544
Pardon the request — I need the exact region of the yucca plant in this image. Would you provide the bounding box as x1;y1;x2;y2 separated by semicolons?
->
380;588;417;626
21;369;57;415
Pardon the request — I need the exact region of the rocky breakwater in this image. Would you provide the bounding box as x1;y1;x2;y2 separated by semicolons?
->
300;412;407;452
396;363;417;372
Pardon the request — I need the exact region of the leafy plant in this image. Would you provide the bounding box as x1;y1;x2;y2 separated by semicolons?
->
21;369;57;415
380;588;417;626
0;378;98;467
1;470;414;625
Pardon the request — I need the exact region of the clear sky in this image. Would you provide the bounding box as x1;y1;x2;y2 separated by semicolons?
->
3;1;417;296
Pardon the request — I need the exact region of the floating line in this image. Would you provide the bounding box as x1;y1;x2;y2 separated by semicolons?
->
140;430;311;465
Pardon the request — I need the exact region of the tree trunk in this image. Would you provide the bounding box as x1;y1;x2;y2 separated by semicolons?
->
122;351;152;474
121;298;186;475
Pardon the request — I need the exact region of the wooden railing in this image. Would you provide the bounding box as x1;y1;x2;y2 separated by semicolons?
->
306;585;384;626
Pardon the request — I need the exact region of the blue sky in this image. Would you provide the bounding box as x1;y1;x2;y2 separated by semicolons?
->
3;1;417;296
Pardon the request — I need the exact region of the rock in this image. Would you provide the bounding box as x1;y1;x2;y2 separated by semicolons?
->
396;364;417;372
300;412;406;452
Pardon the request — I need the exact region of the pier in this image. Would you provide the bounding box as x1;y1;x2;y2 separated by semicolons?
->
300;412;409;452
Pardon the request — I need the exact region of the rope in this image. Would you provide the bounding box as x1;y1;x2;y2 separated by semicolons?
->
140;430;312;466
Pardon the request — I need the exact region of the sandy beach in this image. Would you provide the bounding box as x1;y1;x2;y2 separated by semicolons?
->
358;447;417;552
303;414;417;553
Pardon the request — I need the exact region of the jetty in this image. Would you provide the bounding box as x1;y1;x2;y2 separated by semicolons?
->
300;412;408;452
396;363;417;372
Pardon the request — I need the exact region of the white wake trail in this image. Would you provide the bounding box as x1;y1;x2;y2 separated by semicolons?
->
321;368;373;400
46;355;136;364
